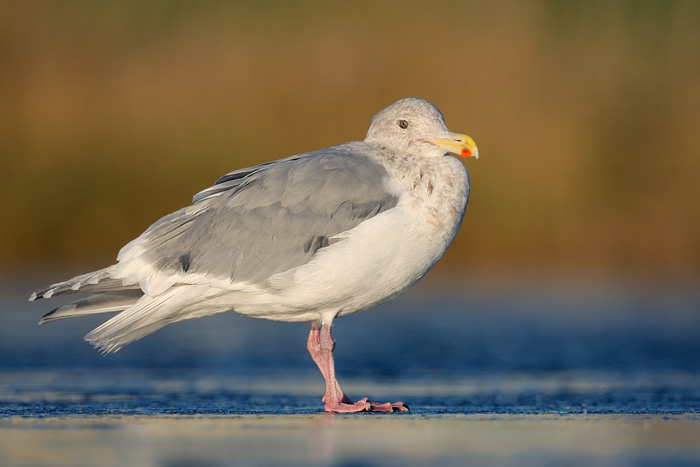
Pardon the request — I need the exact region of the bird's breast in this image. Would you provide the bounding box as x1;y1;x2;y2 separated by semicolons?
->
384;154;469;248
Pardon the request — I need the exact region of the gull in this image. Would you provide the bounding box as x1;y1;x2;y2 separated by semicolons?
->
30;97;478;413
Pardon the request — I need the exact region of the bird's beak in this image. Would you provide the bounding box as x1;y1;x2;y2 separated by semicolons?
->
428;133;479;159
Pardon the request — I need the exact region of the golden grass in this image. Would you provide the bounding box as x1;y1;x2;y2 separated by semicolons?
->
1;1;699;279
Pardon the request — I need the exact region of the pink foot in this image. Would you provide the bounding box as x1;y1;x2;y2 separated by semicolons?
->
324;397;409;413
325;397;372;413
368;401;410;413
307;324;410;414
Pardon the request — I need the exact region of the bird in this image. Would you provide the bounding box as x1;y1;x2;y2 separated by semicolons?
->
30;97;478;413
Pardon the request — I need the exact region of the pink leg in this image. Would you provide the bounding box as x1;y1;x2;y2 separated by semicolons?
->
306;323;409;413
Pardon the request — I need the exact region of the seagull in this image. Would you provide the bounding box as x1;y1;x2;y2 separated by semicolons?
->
30;97;478;413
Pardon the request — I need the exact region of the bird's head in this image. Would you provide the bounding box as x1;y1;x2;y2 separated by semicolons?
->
364;97;479;160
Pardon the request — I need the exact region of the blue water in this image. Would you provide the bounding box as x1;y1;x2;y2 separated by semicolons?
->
1;277;699;417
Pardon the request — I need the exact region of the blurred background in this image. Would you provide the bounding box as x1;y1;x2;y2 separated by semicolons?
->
2;0;699;285
1;7;700;463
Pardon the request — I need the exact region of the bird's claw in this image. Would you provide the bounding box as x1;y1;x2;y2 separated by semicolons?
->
325;397;409;413
369;401;410;413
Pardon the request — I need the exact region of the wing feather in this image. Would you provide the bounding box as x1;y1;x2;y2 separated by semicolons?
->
115;143;399;295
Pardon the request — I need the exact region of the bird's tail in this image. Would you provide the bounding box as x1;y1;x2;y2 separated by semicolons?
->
31;264;145;329
38;289;144;324
29;265;135;301
31;267;226;354
84;285;225;354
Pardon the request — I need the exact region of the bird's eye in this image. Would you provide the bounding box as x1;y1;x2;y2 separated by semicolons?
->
398;119;409;129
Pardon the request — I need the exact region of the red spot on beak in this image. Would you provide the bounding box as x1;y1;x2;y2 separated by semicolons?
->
460;148;473;158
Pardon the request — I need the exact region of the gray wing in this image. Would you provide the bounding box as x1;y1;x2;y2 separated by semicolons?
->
116;142;399;292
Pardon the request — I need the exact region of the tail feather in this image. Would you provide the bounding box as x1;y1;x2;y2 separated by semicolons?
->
29;265;136;301
32;265;227;354
39;289;144;324
84;285;223;354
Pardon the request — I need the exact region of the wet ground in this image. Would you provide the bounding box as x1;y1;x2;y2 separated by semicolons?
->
1;276;699;465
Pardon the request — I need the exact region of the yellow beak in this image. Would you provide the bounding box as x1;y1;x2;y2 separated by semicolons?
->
428;133;479;159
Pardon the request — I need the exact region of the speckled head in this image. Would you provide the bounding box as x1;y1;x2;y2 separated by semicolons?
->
364;98;478;160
